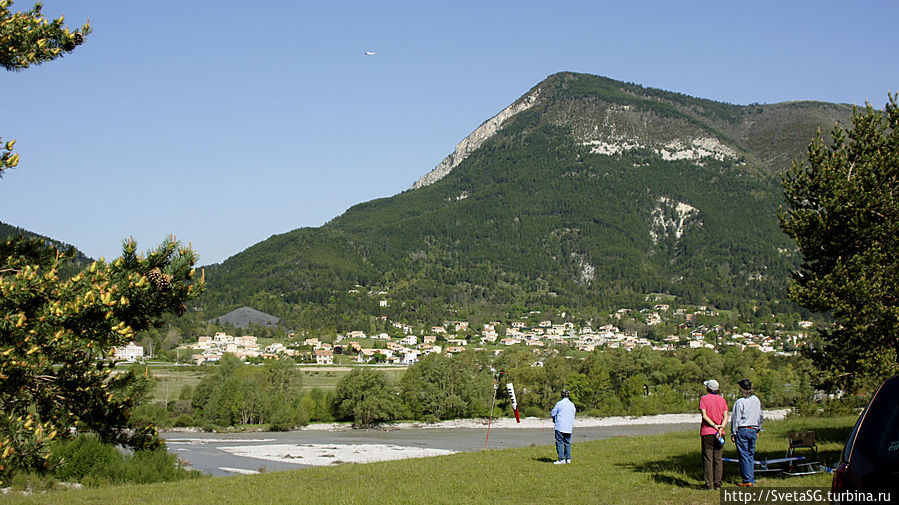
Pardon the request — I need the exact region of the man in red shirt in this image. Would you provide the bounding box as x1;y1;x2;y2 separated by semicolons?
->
699;379;729;490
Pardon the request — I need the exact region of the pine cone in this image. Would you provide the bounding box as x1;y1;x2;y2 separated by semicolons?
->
147;268;171;289
74;33;84;46
176;304;186;317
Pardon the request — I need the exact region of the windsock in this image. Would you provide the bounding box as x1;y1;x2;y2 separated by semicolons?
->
506;383;520;423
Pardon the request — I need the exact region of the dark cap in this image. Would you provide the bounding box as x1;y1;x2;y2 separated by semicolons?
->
561;389;570;398
738;379;753;391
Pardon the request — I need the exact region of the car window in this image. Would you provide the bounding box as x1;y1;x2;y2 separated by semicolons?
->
853;377;899;464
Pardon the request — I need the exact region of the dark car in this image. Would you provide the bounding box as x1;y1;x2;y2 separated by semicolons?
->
831;374;899;495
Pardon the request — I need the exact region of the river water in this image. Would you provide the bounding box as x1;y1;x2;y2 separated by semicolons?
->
162;422;695;477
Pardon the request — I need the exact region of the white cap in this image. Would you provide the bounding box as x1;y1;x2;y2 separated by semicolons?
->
703;379;719;391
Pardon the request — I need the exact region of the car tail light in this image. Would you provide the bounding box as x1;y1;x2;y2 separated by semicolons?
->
831;461;848;493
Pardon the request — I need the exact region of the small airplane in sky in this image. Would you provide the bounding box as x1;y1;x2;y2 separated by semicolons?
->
364;51;376;56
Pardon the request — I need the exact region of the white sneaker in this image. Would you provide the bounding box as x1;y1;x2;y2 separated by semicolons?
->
553;460;567;465
566;459;571;464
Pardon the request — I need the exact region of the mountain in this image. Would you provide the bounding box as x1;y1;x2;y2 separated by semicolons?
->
1;221;93;279
199;72;854;330
207;306;280;330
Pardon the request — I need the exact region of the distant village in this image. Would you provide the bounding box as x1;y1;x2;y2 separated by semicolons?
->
113;301;814;365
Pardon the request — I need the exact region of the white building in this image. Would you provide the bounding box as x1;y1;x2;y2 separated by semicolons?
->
213;332;234;343
112;342;144;362
314;349;333;365
265;343;286;354
235;335;257;347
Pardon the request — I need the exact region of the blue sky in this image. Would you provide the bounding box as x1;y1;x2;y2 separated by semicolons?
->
2;0;897;265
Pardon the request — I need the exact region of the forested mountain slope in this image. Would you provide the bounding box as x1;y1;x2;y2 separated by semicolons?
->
0;221;92;279
200;72;854;329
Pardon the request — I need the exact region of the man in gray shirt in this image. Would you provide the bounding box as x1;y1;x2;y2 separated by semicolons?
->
731;379;763;486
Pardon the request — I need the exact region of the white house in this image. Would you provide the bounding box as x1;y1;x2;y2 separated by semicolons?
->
235;335;257;347
402;350;421;365
213;332;234;343
314;349;333;365
193;352;222;365
112;341;144;362
265;343;286;354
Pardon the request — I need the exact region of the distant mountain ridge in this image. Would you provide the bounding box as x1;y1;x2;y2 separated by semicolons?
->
199;72;856;329
1;221;92;278
415;73;852;188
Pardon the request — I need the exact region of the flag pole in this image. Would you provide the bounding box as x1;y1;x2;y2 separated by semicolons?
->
485;371;504;449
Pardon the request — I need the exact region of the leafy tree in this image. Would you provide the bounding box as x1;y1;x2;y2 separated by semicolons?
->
0;236;202;483
262;358;306;429
1;0;90;176
399;352;492;420
0;4;200;483
780;94;899;391
333;368;402;426
190;355;307;428
300;388;335;422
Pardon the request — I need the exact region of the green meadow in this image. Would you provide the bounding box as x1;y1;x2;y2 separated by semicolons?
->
128;364;407;402
298;366;406;391
2;416;850;505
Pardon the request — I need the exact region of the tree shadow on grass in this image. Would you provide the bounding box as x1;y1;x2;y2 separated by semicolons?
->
624;446;840;490
758;425;851;470
621;451;705;489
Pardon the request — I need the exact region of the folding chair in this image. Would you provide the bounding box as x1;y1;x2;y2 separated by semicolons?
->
784;431;824;475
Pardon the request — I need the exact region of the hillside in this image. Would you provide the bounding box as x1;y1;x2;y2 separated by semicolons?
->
207;306;280;329
199;72;854;330
0;221;93;279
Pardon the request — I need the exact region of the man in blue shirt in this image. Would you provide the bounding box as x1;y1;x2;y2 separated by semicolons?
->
731;379;763;486
550;389;576;464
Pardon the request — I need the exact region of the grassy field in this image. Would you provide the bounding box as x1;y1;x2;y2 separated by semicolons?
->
116;364;207;404
2;416;852;505
132;364;409;402
299;365;406;391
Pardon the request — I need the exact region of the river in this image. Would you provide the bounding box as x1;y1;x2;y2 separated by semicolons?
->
162;421;695;477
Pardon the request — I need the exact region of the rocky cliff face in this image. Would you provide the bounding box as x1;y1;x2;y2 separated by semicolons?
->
412;73;854;190
410;89;542;189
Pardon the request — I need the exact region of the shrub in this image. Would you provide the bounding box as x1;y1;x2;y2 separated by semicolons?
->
48;434;203;486
788;396;869;418
7;472;59;493
173;414;195;427
522;406;543;418
50;434;121;484
119;447;203;484
131;403;173;428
